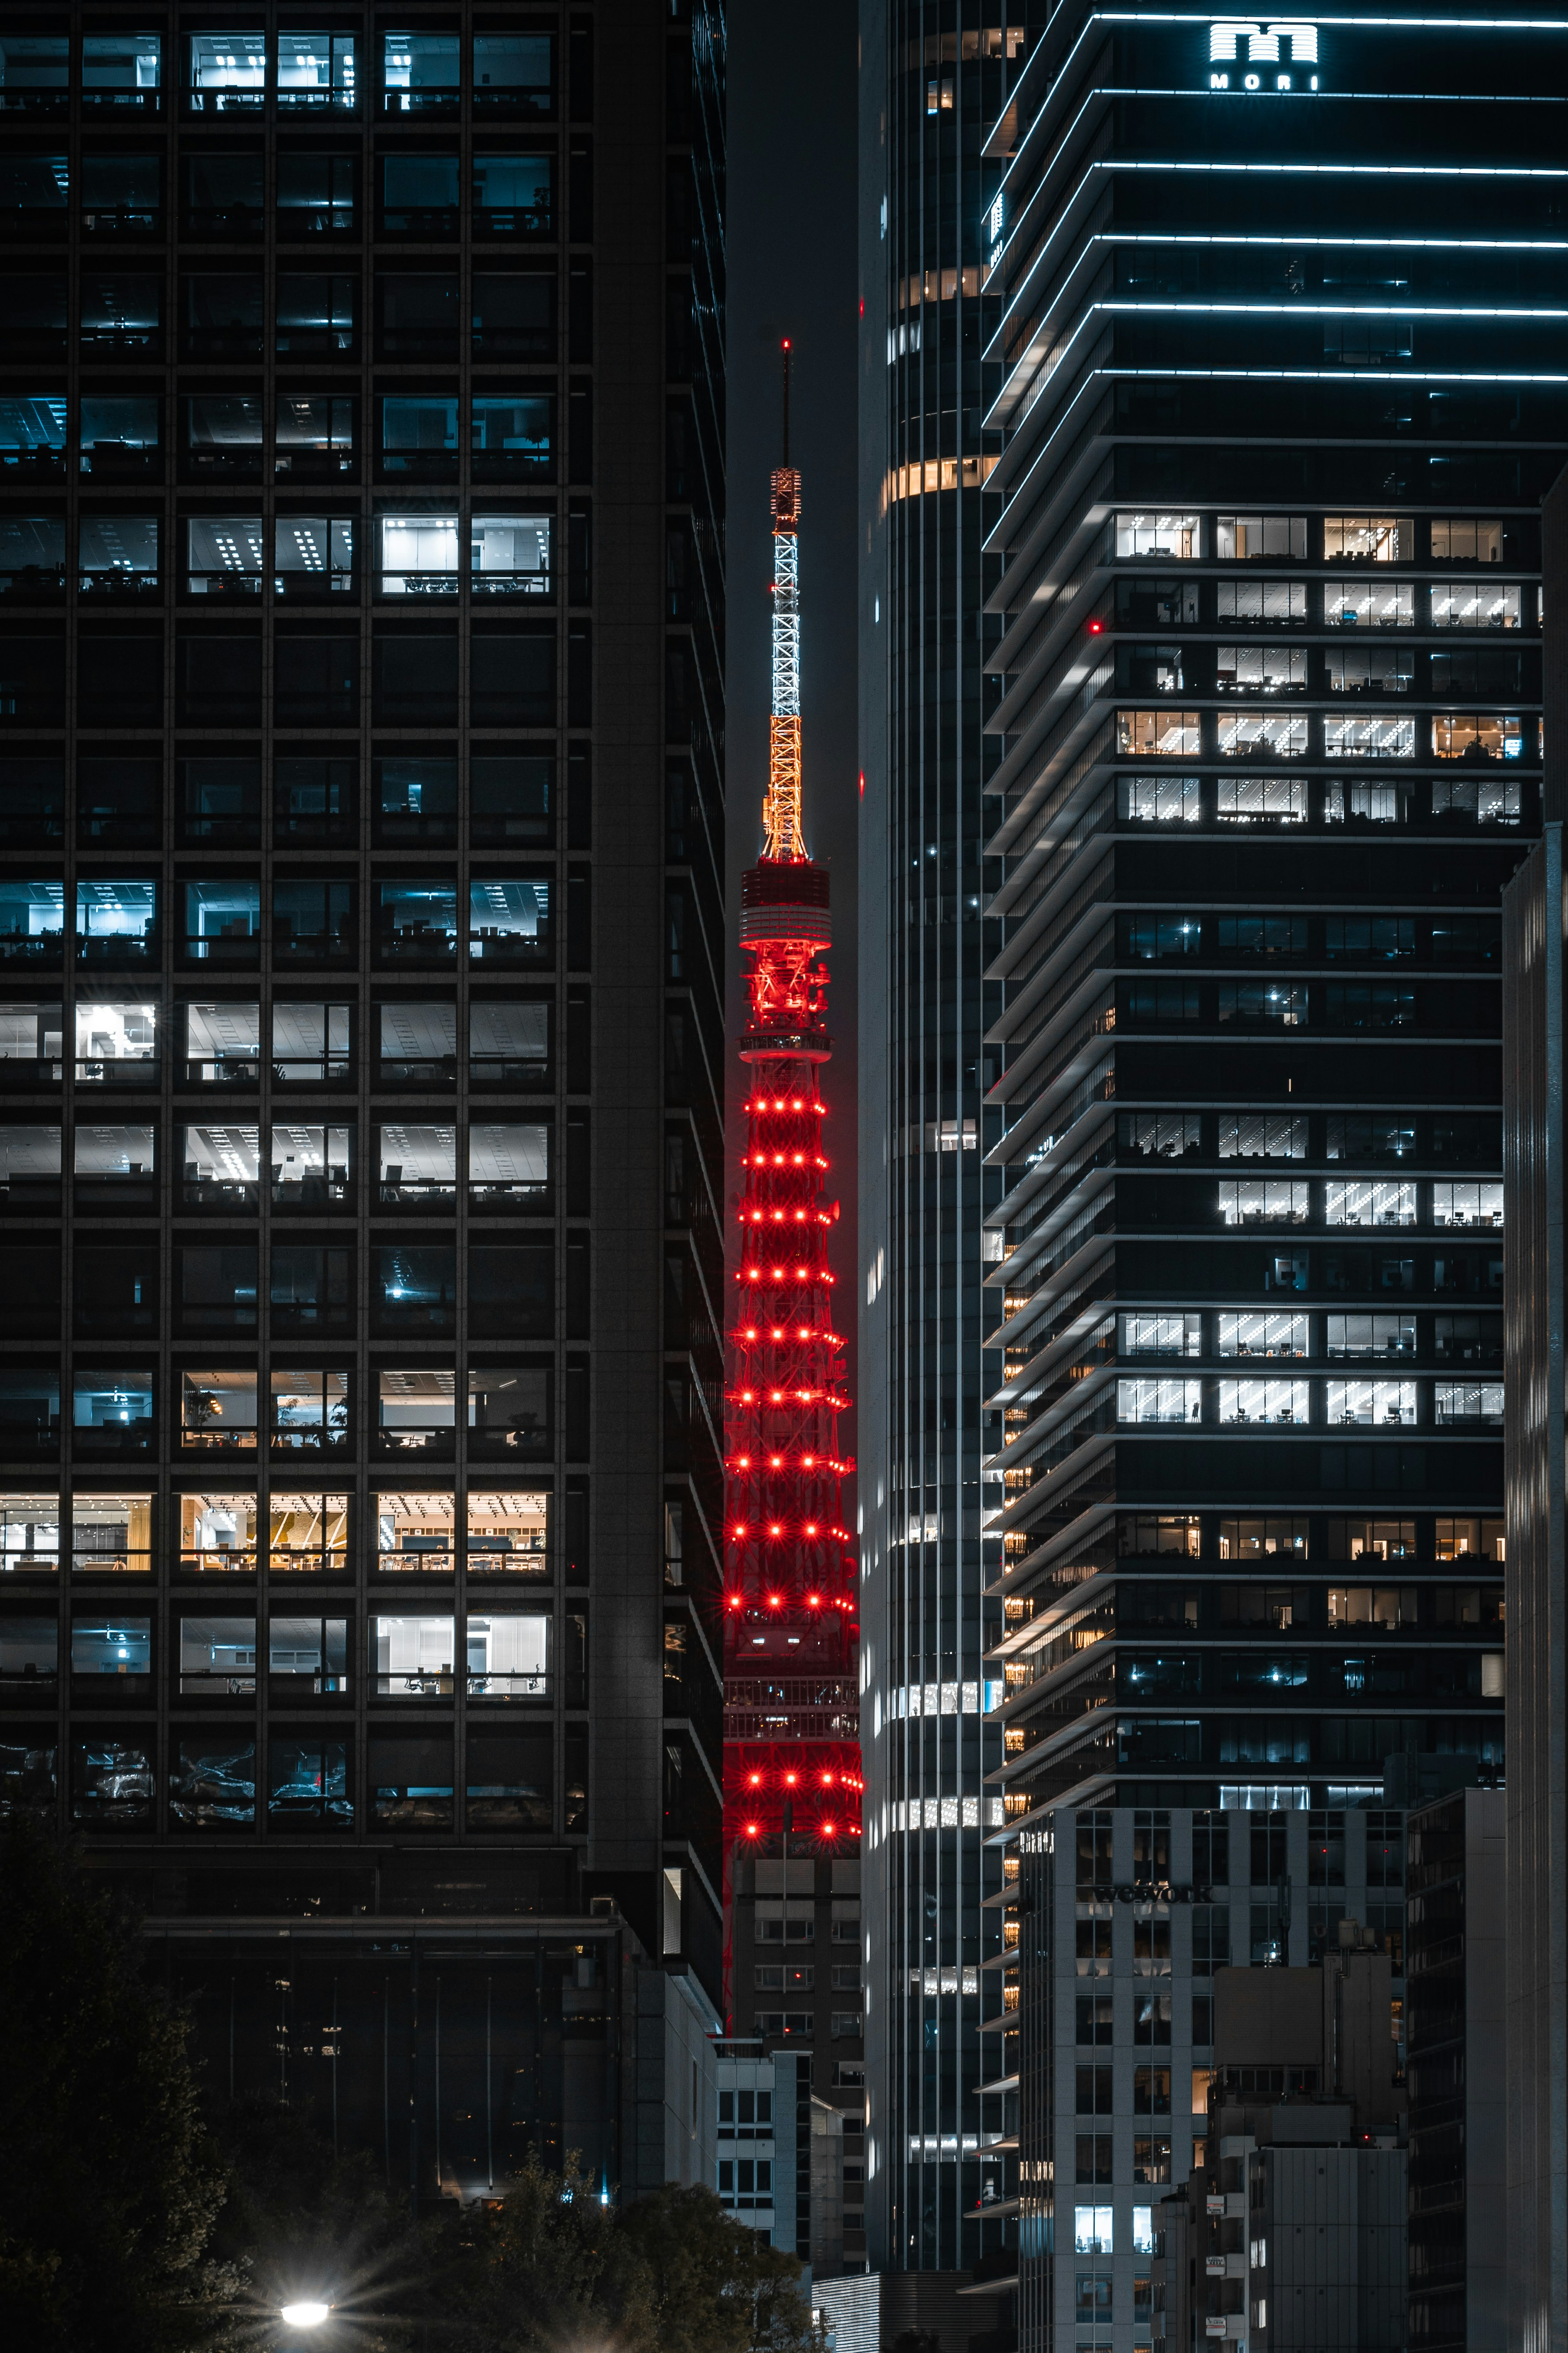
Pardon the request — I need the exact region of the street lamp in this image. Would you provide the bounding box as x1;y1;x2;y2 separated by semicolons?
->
280;2304;332;2330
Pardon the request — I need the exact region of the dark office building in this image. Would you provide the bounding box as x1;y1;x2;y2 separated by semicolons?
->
1501;464;1568;2353
0;2;728;2206
1404;1786;1505;2351
968;7;1562;2345
856;0;1022;2281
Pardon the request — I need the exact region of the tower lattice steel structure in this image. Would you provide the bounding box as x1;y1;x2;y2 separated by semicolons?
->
723;352;861;1902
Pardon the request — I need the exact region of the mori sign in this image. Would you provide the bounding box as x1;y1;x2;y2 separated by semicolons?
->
1208;18;1320;88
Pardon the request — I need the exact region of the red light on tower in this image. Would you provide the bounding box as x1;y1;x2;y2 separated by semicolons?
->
722;349;862;2028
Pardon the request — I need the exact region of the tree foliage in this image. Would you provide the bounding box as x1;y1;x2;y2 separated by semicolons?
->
0;1820;229;2353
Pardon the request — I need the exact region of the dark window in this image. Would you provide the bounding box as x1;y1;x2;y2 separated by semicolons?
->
274;757;357;847
375;274;460;360
183;151;263;237
175;1242;256;1332
276;273;356;357
180;271;264;359
274;633;359;726
72;1367;153;1456
466;1728;552;1829
380;152;459;236
472;154;552;234
467;1364;552;1459
77;1239;159;1333
78;757;159;848
373;1243;457;1332
0;156;68;230
471;628;554;727
369;1735;452;1829
82;152;161;234
273;877;355;961
0;758;64;845
178;758;261;846
271;1242;353;1331
472;756;551;847
170;1738;256;1829
0;1366;60;1457
472;270;557;358
178;632;261;728
374;756;457;845
2;636;66;727
373;632;458;727
72;1740;152;1828
468;1242;553;1337
269;1737;351;1827
276;152;355;238
378;394;459;481
81;272;163;357
472;396;554;484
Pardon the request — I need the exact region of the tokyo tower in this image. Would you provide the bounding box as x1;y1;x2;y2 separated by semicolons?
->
723;346;862;1909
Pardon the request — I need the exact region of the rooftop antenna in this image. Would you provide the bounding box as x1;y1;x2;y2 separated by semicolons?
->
781;336;791;465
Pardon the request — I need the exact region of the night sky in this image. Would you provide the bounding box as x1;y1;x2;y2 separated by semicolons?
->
724;0;861;1279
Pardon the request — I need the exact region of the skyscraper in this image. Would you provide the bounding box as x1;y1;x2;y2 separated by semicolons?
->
972;8;1559;2344
0;0;727;2205
858;0;1024;2280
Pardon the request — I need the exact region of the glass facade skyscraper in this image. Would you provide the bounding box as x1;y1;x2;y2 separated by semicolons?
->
970;9;1562;2347
859;0;1025;2278
0;0;728;2204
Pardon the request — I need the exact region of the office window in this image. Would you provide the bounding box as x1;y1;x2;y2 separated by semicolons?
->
1324;1314;1414;1359
1117;710;1200;757
183;151;263;237
1432;714;1521;761
1216;580;1305;623
472;517;552;595
178;1492;258;1573
1218;1113;1306;1160
371;1613;457;1695
1218;1180;1308;1225
382;31;460;112
0;1122;60;1198
1325;645;1413;694
373;1494;452;1574
185;34;266;111
177;1614;256;1695
466;1610;549;1697
375;758;457;846
472;756;552;846
1218;1378;1309;1427
277;153;356;238
181;273;264;360
182;1120;262;1204
467;1489;549;1573
0;38;69;113
377;517;460;598
270;1492;349;1575
1325;1379;1417;1428
467;1728;552;1830
0;881;63;963
1218;712;1306;760
373;1244;456;1333
182;881;260;966
1215;645;1305;695
182;1002;260;1085
1119;1111;1200;1160
68;1611;158;1678
74;1123;155;1207
468;879;552;961
376;1369;455;1458
169;1738;256;1829
1118;774;1199;823
1431;580;1519;629
1324;579;1413;627
1431;518;1502;563
269;1122;350;1206
275;758;356;846
1114;514;1196;560
1326;1114;1415;1164
0;756;65;843
1434;1381;1503;1425
374;273;458;359
1323;515;1409;562
473;35;553;112
1119;1312;1200;1358
470;1122;549;1204
275;32;356;110
379;1000;457;1082
1329;1519;1416;1563
270;1372;350;1453
1216;515;1306;560
472;270;557;358
468;1370;551;1463
77;880;157;966
468;1242;552;1337
272;878;354;962
1431;773;1522;825
274;630;359;722
179;1369;257;1452
379;393;459;478
472;401;554;484
0;1493;60;1573
472;154;552;234
272;1001;350;1082
1328;1586;1416;1628
1323;984;1415;1031
1117;1378;1201;1425
377;1122;457;1206
81;154;159;236
1325;1178;1415;1227
268;1614;348;1690
377;879;458;961
83;34;163;111
1216;776;1305;823
470;1000;549;1086
72;1740;153;1827
1217;1313;1306;1359
269;1738;351;1828
1436;1517;1505;1562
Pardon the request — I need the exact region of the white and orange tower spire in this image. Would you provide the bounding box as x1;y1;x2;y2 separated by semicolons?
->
722;345;862;1911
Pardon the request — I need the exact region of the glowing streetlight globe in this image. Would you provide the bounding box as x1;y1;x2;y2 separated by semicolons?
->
280;2303;332;2329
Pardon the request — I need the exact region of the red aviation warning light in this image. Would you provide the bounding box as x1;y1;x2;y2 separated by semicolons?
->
722;344;861;2016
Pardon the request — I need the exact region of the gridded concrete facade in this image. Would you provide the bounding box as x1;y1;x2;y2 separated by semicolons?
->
0;0;728;2204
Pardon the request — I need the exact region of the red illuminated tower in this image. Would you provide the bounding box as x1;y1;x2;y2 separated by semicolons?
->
723;351;861;1931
